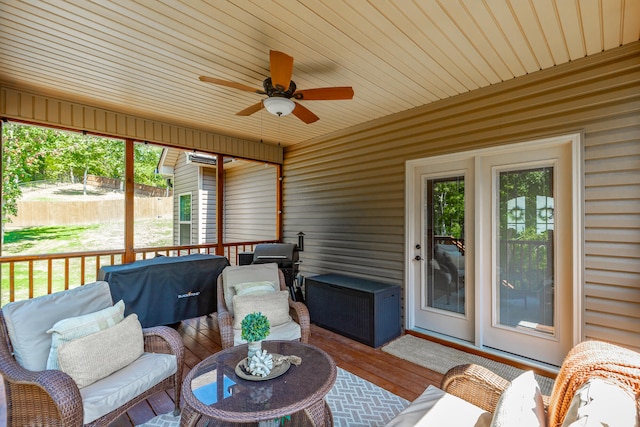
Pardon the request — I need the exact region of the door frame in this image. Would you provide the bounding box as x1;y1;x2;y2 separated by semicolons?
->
405;133;583;364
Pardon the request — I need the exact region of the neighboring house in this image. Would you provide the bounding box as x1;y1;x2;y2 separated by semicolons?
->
158;148;278;246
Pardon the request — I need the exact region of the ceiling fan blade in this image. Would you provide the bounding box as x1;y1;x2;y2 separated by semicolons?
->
292;102;319;124
294;87;354;100
199;76;265;94
236;102;264;116
270;50;294;91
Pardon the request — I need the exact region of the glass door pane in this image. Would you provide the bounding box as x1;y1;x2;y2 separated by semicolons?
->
424;176;465;314
496;167;555;334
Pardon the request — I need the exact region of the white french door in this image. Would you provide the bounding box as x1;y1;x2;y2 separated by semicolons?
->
406;134;580;366
477;140;576;366
410;158;475;342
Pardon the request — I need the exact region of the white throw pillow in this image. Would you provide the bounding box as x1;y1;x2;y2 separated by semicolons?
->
57;313;144;388
490;370;546;427
46;300;125;370
222;263;280;316
561;377;639;427
234;281;277;296
232;290;291;330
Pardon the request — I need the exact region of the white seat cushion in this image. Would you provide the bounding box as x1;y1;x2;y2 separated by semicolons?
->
80;352;176;424
385;385;492;427
233;320;301;346
2;281;113;371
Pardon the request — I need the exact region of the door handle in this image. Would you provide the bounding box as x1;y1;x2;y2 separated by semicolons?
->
414;255;423;261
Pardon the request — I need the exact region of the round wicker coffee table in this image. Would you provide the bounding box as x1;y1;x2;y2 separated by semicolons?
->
180;341;337;427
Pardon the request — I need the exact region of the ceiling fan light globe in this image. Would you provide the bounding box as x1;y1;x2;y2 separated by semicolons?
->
263;97;295;117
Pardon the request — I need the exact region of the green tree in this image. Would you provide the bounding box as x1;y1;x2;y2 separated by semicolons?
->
2;123;166;236
1;123;51;221
134;144;165;187
433;179;465;238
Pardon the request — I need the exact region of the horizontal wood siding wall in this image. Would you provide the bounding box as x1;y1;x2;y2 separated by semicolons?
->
583;125;640;351
200;168;217;244
0;87;283;164
283;42;640;350
224;163;277;243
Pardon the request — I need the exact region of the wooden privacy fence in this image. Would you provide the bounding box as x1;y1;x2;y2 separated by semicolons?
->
9;198;172;227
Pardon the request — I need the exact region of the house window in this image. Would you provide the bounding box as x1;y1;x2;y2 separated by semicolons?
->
179;193;192;245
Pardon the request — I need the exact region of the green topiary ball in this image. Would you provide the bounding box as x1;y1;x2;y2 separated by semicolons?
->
241;312;271;342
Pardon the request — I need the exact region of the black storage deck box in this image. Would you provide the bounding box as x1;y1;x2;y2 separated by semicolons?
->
305;273;401;347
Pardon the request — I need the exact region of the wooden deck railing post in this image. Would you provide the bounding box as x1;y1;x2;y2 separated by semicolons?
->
124;139;135;264
277;163;283;242
216;154;224;256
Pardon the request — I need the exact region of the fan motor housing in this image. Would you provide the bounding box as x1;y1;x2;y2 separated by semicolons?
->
263;77;297;98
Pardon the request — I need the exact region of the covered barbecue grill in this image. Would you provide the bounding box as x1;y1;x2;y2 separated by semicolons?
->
246;243;303;302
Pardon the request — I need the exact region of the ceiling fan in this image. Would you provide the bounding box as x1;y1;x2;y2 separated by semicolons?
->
199;50;354;124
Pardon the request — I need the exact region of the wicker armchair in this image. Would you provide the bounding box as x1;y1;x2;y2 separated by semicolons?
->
440;340;640;426
0;282;184;426
215;264;310;349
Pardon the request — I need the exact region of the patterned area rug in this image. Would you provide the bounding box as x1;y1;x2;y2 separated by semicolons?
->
137;368;408;426
381;335;555;395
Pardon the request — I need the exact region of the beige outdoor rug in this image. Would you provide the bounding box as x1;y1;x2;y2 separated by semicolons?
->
137;367;408;427
381;335;555;395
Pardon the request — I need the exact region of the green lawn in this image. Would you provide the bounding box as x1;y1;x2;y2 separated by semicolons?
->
1;219;172;305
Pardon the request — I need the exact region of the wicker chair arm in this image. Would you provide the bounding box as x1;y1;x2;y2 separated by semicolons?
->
440;364;511;414
216;274;236;349
143;326;184;356
288;300;310;343
142;325;185;414
4;365;83;426
217;299;232;318
216;309;235;349
35;369;84;422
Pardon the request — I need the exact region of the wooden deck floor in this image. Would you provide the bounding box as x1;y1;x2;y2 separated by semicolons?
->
2;314;561;425
0;317;427;426
105;317;440;426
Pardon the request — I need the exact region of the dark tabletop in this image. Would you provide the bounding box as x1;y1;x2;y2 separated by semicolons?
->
181;341;337;424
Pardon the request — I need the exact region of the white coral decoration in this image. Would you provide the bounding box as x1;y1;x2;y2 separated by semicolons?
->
248;350;274;377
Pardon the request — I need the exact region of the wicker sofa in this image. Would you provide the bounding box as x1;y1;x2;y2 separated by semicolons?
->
0;281;184;426
386;340;640;426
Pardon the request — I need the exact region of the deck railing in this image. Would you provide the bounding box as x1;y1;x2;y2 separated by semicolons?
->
500;238;552;294
0;240;277;305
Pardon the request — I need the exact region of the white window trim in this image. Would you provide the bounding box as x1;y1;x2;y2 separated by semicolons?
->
178;192;193;245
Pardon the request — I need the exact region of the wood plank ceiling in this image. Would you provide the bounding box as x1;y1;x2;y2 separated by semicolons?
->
1;0;638;147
